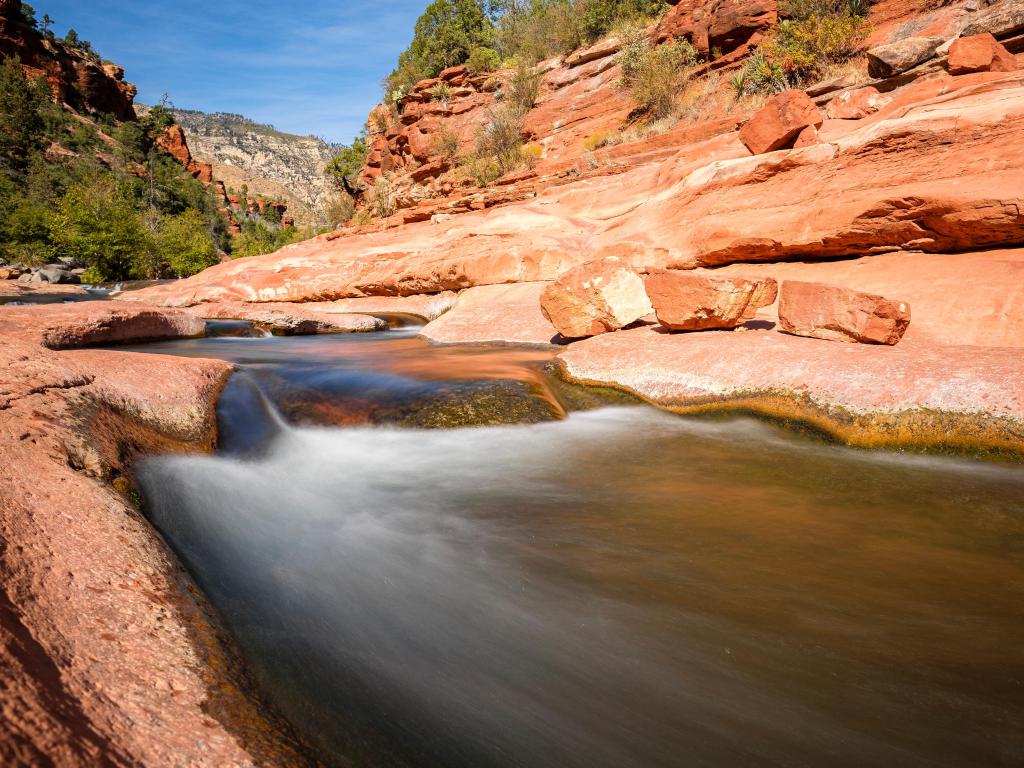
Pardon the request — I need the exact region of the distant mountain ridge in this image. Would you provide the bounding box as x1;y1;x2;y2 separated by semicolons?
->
171;108;339;226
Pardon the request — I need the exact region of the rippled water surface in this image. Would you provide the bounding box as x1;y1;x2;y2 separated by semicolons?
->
133;329;1024;768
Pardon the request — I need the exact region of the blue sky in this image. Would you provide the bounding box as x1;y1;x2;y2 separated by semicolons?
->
33;0;426;145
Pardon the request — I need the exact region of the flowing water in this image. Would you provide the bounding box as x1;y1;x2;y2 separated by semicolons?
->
131;327;1024;768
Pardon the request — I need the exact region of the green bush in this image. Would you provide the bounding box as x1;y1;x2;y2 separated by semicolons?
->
324;131;369;190
493;0;582;63
433;127;461;159
473;105;526;176
0;57;49;172
737;11;868;94
231;220;301;259
508;62;541;112
386;0;495;97
50;175;152;280
578;0;665;42
466;46;502;73
430;82;454;104
369;176;397;218
153;209;220;277
617;26;697;118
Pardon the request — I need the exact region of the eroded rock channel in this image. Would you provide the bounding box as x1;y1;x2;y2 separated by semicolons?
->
123;324;1024;768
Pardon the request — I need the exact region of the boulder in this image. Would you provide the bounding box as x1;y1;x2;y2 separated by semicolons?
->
947;33;1018;74
792;124;819;147
961;0;1024;39
652;0;777;56
825;86;889;119
738;90;824;154
778;280;911;345
866;36;944;78
645;270;777;331
0;266;21;280
30;265;80;284
540;257;653;339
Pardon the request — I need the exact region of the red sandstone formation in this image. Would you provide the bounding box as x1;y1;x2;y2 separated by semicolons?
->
778;280;911;345
156;124;215;184
0;0;136;120
539;257;653;338
738;89;823;154
652;0;778;58
0;302;313;766
947;32;1019;73
645;270;777;330
5;1;1024;763
824;86;889;119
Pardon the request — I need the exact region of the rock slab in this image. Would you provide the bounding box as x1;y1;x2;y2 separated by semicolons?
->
738;90;824;155
778;280;911;345
948;33;1018;74
866;36;944;77
645;270;777;331
540;257;653;339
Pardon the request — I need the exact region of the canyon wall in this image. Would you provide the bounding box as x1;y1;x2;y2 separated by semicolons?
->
172;109;337;226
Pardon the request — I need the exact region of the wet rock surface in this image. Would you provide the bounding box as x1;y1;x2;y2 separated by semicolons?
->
0;302;315;766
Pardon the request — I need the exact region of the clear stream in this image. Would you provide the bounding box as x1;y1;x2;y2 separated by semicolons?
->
130;325;1024;768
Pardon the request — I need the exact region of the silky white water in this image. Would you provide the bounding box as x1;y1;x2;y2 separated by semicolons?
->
138;390;1024;768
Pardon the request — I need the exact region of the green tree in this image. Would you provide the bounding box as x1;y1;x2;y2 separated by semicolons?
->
324;131;369;190
50;175;152;281
0;56;49;173
390;0;495;89
153;209;219;277
578;0;665;42
231;220;300;259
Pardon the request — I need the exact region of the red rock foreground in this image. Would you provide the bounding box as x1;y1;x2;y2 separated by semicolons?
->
0;302;313;766
556;326;1024;454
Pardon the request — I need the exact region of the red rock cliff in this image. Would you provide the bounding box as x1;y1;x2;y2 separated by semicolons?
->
0;0;137;120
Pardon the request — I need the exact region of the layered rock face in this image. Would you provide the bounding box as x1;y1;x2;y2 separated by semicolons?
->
171;109;338;226
0;0;136;120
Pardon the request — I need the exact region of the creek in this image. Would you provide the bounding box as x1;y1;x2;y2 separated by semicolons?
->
130;324;1024;768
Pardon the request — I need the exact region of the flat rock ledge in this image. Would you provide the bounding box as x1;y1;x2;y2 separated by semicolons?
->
556;326;1024;456
0;302;313;766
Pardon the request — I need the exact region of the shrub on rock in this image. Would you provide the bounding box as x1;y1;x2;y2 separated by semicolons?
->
540;257;652;339
778;280;911;345
645;270;778;331
947;33;1018;74
738;89;824;154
